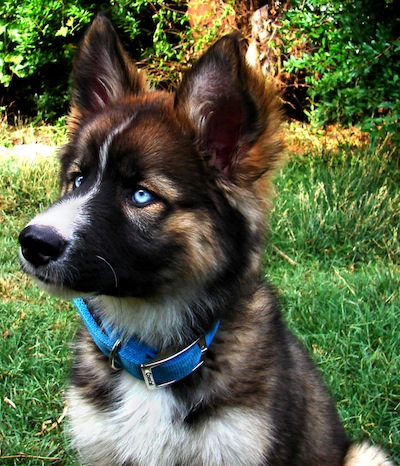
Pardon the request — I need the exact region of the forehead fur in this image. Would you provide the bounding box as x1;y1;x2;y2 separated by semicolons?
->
63;91;210;195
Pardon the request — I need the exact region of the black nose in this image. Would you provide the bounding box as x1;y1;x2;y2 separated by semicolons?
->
19;225;67;267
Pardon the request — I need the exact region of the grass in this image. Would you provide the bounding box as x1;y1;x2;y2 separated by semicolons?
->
265;132;399;461
0;148;78;464
0;123;399;464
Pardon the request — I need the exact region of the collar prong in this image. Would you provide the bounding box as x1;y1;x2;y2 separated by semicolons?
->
109;338;122;371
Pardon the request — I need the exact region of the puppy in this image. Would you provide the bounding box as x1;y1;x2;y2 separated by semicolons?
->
19;15;394;466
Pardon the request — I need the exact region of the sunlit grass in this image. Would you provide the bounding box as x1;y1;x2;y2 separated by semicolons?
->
265;141;399;461
0;147;78;464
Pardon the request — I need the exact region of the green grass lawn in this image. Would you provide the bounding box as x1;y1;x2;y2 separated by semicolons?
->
0;128;399;464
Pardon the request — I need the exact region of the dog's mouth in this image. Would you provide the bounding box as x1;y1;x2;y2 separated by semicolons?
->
33;279;84;300
19;250;108;300
19;250;81;299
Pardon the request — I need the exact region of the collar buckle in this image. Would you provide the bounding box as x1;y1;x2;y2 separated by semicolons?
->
73;298;219;390
140;335;208;390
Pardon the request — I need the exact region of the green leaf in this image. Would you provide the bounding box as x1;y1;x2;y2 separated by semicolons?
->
55;26;69;37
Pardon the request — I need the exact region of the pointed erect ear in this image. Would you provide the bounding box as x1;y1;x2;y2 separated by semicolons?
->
68;15;146;131
175;33;282;186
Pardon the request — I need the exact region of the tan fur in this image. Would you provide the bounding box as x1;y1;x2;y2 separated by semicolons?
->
164;211;225;282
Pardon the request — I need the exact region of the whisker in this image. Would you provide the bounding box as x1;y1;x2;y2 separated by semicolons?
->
95;255;119;289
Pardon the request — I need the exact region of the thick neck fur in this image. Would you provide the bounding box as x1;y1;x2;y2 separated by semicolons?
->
89;261;262;352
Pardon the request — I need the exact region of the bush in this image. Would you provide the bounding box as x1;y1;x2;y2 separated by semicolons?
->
0;0;190;121
278;0;400;145
1;0;399;148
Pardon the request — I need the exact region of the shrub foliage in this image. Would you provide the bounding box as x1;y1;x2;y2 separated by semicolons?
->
0;0;189;120
0;0;399;145
277;0;400;145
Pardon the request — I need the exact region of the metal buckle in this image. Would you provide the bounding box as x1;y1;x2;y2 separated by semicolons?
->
140;336;208;390
109;339;122;371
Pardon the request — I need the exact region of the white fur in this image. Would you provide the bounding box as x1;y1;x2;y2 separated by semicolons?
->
68;373;272;466
91;295;199;349
97;118;133;183
19;191;94;297
344;443;394;466
27;193;92;242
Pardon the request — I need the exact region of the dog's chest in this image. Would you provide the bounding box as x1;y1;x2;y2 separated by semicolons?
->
67;373;269;466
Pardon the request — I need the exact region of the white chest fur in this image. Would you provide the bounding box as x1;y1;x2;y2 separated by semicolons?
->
67;373;270;466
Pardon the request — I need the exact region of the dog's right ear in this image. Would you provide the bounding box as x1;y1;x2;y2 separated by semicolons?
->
68;14;146;133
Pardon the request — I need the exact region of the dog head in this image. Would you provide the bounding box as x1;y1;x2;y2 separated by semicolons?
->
19;16;282;315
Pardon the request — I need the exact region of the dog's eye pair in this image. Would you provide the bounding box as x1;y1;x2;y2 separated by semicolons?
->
131;188;155;206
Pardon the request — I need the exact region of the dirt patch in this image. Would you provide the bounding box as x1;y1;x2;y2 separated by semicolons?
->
0;143;58;160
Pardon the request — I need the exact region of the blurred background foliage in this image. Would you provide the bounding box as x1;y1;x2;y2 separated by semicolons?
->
0;0;399;146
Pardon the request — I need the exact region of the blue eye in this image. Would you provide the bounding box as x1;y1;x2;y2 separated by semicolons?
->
73;174;84;189
132;188;155;206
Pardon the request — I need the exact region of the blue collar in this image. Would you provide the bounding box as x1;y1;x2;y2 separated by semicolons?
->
73;298;220;390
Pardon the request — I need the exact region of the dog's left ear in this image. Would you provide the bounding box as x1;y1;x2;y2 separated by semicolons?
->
175;33;282;187
68;14;147;132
